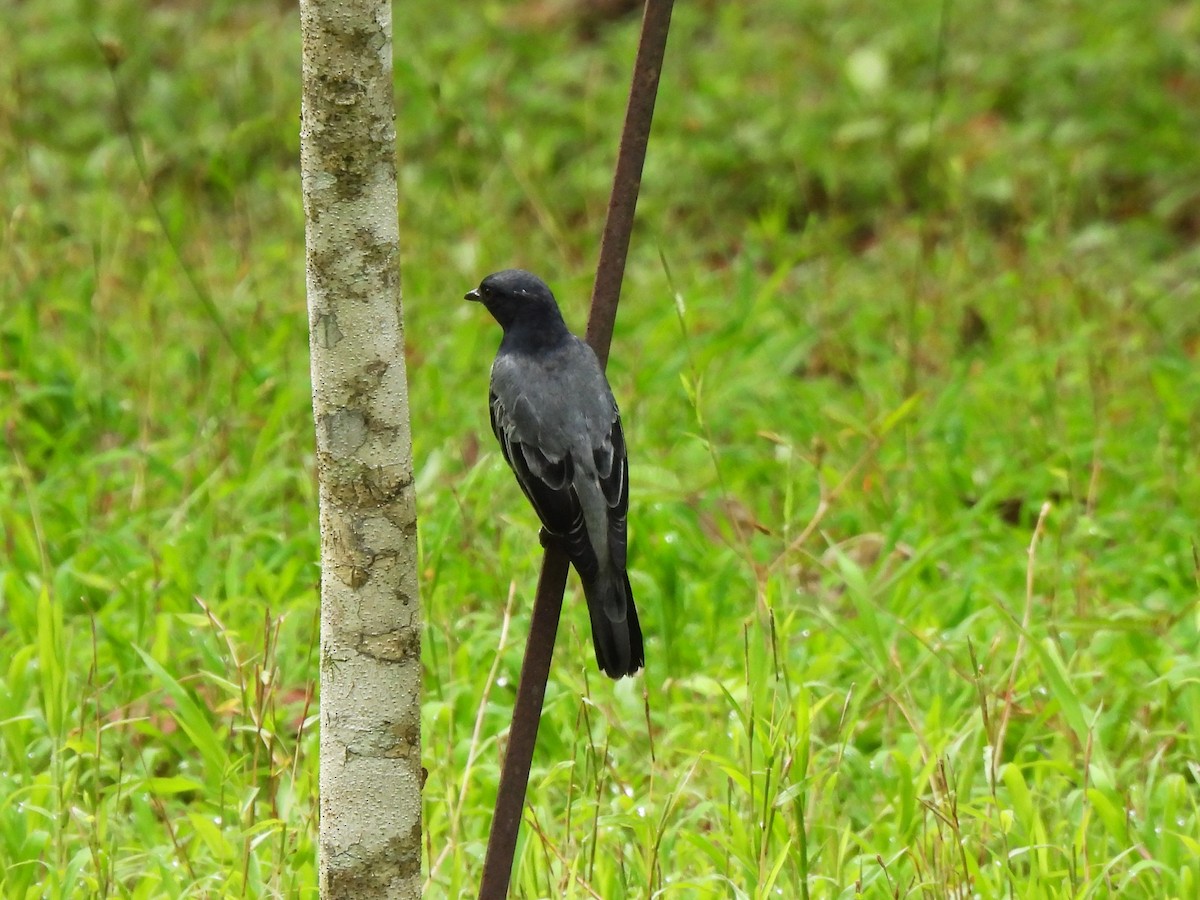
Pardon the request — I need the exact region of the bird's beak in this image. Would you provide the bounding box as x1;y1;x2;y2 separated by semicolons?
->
465;288;481;302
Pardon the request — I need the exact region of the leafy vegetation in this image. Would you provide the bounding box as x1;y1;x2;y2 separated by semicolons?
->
3;0;1199;896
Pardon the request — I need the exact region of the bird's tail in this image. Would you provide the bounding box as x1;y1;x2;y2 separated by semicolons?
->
581;567;644;679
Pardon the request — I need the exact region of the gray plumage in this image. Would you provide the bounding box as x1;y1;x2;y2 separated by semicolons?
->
466;269;644;678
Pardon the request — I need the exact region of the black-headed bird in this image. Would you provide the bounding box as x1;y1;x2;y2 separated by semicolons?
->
466;269;644;678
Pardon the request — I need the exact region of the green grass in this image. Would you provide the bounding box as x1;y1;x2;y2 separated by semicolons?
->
3;0;1200;897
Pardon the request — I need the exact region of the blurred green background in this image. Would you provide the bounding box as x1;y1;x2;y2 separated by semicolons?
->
2;0;1199;896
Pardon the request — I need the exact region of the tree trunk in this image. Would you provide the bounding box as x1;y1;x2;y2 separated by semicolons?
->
299;1;421;897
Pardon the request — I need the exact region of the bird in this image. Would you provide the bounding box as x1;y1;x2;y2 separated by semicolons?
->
466;268;644;679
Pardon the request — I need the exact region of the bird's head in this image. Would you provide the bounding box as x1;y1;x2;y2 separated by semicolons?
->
466;269;565;332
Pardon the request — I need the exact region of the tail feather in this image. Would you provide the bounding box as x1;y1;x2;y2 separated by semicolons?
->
581;567;644;679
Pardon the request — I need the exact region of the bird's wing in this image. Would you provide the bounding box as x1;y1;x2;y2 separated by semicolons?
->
490;387;599;577
591;405;629;570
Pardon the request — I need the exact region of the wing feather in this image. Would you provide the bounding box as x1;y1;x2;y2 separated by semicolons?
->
490;387;598;576
598;410;629;569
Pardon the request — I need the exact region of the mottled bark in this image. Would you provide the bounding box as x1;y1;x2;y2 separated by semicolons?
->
299;1;421;897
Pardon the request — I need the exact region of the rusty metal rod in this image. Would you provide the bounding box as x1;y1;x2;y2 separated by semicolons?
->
477;2;675;897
